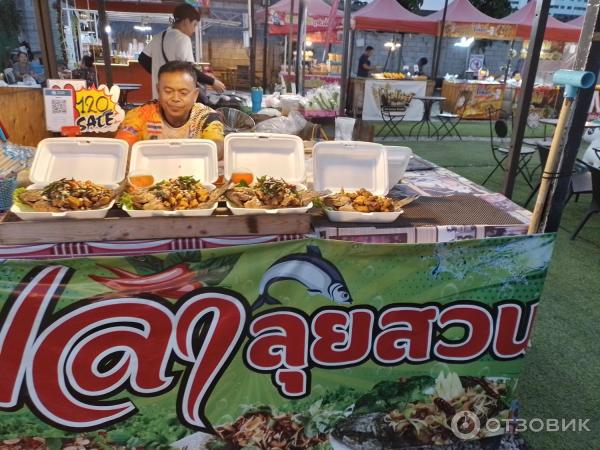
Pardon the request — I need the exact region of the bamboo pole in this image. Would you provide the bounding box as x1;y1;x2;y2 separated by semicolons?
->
528;97;573;234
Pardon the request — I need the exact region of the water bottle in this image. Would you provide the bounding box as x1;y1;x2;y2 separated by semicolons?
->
251;87;263;113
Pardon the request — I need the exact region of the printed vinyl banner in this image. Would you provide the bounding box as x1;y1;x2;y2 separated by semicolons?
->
0;235;555;449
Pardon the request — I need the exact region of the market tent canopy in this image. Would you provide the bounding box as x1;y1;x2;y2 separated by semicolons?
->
258;0;343;35
351;0;438;35
427;0;516;40
503;1;581;42
72;0;210;13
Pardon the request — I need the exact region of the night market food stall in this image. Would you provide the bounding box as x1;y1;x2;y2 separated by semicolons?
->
0;72;553;449
4;0;596;446
348;0;437;120
441;0;581;119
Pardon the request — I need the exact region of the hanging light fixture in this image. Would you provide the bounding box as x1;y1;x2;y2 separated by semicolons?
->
134;17;152;32
454;36;474;47
384;41;401;51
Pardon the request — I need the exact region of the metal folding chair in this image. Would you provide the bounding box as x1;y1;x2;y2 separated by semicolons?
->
482;107;536;189
571;162;600;240
377;94;410;139
435;90;471;140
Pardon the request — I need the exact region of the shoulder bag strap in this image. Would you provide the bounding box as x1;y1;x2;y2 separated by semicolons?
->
161;30;169;63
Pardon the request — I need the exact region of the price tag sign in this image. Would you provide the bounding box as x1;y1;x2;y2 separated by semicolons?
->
74;84;124;133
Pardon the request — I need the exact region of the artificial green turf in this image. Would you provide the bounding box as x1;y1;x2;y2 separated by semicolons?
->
371;119;549;139
391;138;599;450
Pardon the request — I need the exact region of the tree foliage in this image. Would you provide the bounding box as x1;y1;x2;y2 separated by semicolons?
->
396;0;424;13
471;0;512;19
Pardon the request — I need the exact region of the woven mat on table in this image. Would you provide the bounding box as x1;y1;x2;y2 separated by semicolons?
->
314;195;523;228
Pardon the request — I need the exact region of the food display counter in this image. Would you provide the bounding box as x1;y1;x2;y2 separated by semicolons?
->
441;80;506;119
0;130;551;450
505;84;561;119
95;60;152;104
281;72;341;90
351;77;435;121
0;87;51;146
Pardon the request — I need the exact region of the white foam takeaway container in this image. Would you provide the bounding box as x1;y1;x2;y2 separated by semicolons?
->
385;145;412;191
124;139;219;217
11;137;128;220
313;141;403;223
224;133;312;215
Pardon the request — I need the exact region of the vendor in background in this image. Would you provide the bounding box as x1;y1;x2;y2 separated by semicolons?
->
71;55;98;88
138;3;225;100
116;61;224;159
416;57;428;76
357;46;374;78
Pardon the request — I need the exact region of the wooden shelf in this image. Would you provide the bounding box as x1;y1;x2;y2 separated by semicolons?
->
0;209;312;245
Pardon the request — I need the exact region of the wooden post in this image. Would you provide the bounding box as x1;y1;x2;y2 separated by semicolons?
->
338;0;352;116
262;0;270;91
288;0;295;75
32;0;59;79
295;0;307;95
431;0;448;82
249;0;257;87
97;0;113;87
528;98;572;233
503;0;551;198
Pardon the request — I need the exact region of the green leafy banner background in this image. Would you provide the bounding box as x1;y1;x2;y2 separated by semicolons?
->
0;234;555;448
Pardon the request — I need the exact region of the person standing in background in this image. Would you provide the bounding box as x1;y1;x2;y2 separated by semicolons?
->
72;55;98;87
12;51;36;82
357;46;374;78
138;3;225;99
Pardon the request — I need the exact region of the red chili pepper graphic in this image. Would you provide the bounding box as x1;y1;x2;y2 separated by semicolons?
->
96;264;140;279
89;263;202;299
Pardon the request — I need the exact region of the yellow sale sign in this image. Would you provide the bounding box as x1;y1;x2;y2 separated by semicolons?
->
74;84;124;133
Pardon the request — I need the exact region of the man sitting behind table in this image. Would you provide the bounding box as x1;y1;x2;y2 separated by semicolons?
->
116;61;224;159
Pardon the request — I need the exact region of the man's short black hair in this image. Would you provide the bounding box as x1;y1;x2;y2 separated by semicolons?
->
173;4;201;23
158;60;198;84
366;46;374;51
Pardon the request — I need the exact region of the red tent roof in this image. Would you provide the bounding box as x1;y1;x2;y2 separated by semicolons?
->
261;0;342;35
351;0;438;35
568;15;584;28
503;1;581;42
268;0;342;18
427;0;503;25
